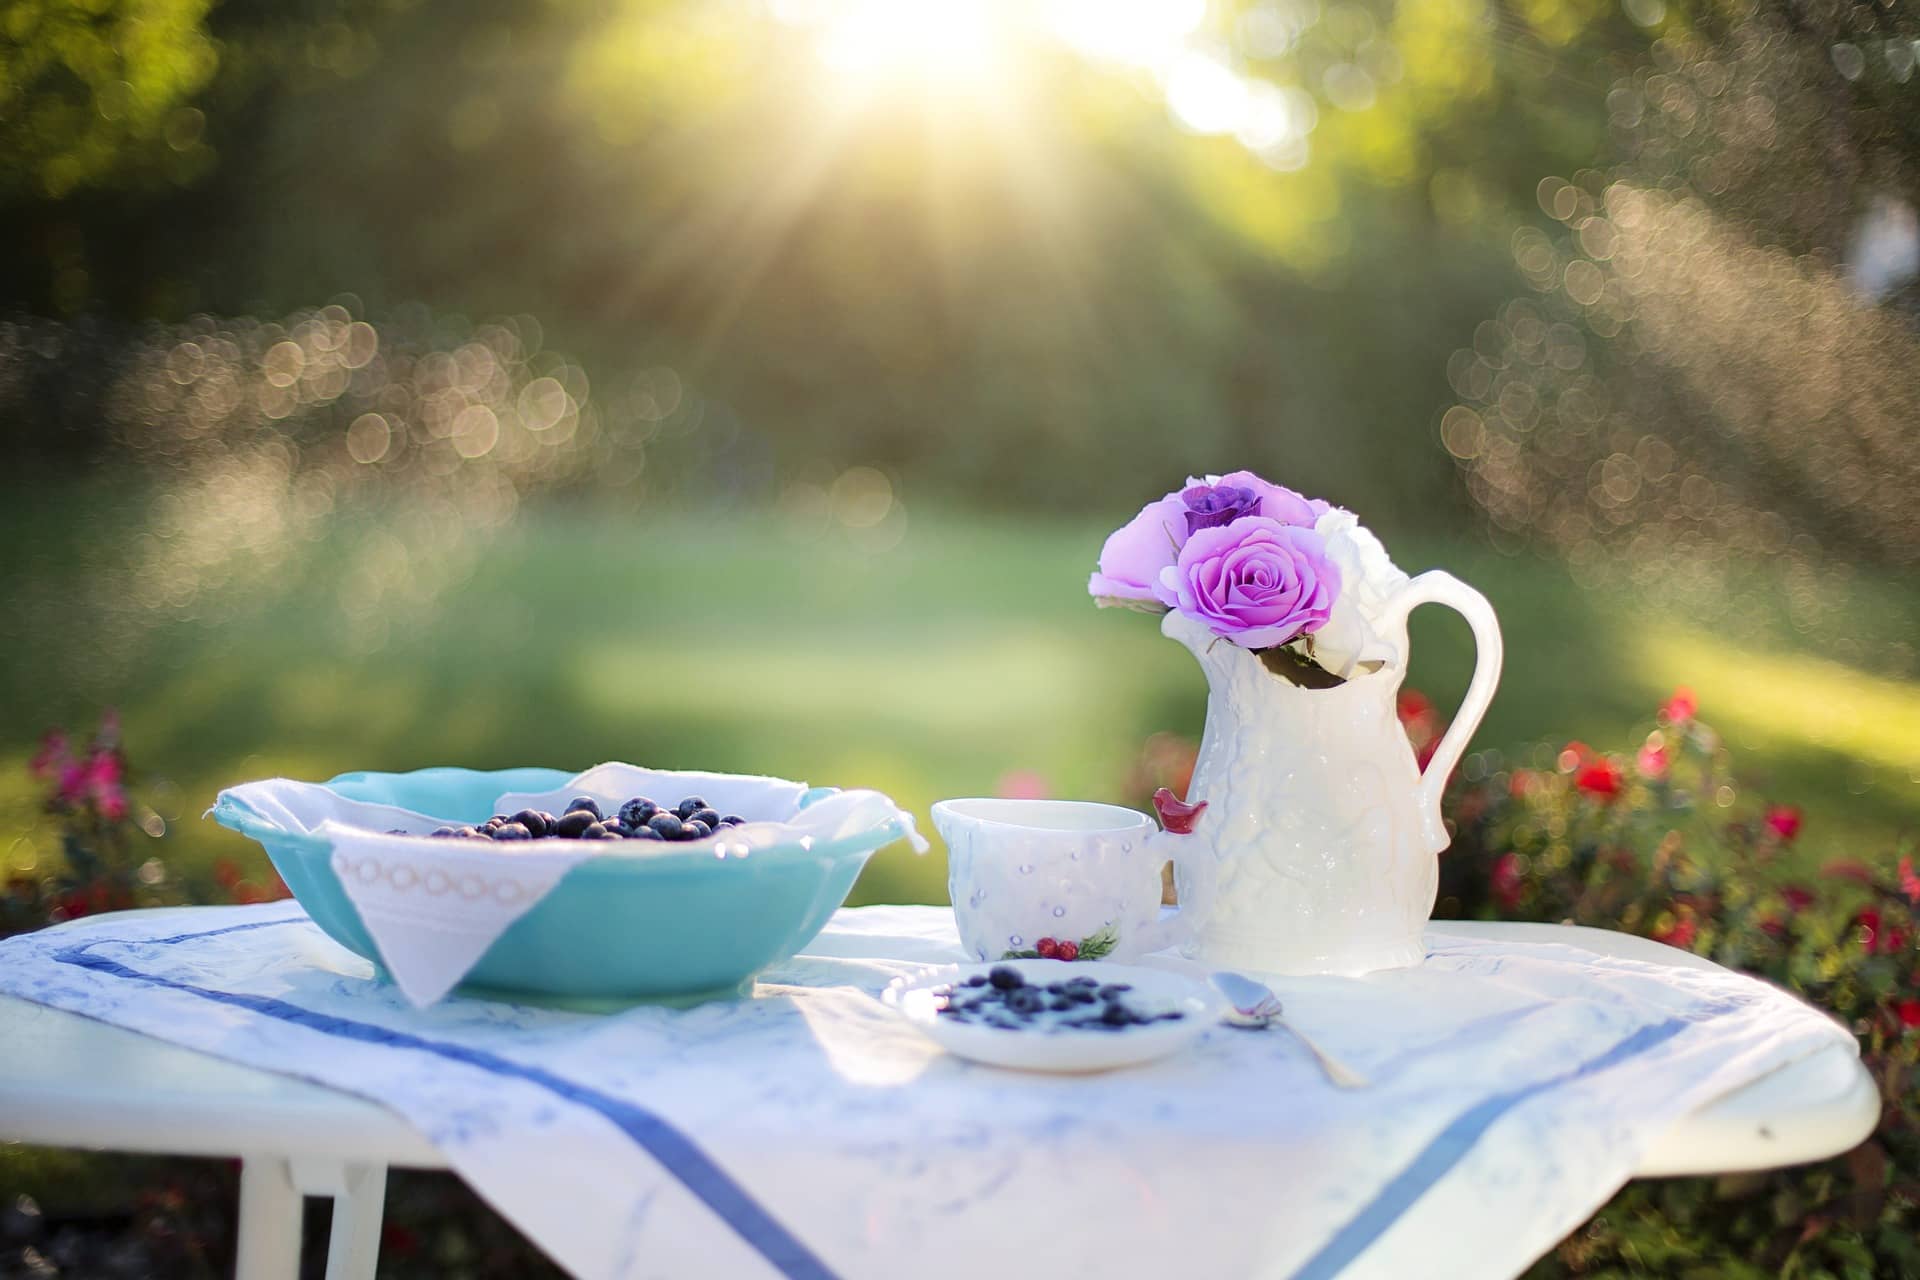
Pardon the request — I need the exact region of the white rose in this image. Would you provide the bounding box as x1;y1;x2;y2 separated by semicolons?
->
1309;508;1409;678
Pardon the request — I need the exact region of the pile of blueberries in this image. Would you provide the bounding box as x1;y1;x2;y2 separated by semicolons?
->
426;796;746;843
934;965;1185;1032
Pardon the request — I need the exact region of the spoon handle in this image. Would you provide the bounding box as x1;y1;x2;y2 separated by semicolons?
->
1284;1022;1370;1090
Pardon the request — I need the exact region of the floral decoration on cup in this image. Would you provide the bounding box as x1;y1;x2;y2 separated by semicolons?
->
1001;922;1120;962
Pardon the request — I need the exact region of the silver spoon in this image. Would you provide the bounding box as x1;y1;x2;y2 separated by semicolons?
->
1211;972;1370;1089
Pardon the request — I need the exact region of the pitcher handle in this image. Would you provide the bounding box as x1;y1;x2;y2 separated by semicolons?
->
1382;570;1504;829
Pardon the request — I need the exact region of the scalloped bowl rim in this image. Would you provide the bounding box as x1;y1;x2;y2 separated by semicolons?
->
210;765;917;880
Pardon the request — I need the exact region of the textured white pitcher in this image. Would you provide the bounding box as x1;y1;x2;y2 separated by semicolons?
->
1151;571;1503;976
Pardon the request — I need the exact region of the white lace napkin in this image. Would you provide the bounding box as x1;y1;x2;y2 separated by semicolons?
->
218;765;925;1007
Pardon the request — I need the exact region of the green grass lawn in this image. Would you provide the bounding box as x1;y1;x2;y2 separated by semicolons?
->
1;487;1914;907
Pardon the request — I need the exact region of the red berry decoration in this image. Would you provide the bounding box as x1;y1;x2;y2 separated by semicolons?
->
1036;937;1060;959
1057;940;1079;961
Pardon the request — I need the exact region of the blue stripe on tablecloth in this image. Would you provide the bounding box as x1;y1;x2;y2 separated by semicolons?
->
50;918;840;1280
1287;1016;1690;1280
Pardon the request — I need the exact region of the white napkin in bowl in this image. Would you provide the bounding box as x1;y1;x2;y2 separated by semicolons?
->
220;765;924;1007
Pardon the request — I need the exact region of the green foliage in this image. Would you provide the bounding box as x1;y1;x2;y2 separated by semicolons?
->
0;0;219;200
1438;696;1920;1278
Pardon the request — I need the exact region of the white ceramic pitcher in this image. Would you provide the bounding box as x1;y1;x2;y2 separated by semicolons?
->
1147;571;1503;976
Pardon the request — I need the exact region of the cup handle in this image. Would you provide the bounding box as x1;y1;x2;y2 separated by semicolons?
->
1133;818;1207;957
1380;571;1504;833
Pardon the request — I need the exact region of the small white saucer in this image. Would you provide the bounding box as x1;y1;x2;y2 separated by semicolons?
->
882;958;1222;1073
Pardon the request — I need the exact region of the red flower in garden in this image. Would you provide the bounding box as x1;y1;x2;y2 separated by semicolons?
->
1765;805;1803;841
1575;758;1624;800
1855;908;1912;956
1899;856;1920;904
1661;687;1697;726
1396;689;1434;725
1557;741;1593;772
1635;740;1669;779
1652;911;1698;949
1897;999;1920;1030
1491;852;1525;912
1781;884;1816;913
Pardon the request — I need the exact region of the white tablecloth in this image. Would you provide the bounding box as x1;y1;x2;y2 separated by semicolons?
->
0;903;1853;1280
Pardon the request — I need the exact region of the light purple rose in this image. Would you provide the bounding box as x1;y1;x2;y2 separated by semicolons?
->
1088;492;1187;603
1202;470;1330;529
1156;517;1341;649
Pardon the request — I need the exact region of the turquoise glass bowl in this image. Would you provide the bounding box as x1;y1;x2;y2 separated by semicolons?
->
211;766;912;1006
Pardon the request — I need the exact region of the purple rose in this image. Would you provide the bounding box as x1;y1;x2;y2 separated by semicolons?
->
1157;517;1340;649
1088;492;1187;603
1180;483;1261;535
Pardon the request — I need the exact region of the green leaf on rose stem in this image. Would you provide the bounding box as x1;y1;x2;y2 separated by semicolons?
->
1258;643;1345;689
1076;922;1121;961
999;949;1041;960
1093;595;1169;615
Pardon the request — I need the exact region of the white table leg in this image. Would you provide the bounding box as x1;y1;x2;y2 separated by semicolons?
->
236;1156;302;1280
323;1162;387;1280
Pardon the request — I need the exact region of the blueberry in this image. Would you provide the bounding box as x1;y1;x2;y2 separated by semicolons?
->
1071;988;1097;1004
674;796;708;817
684;819;712;839
988;965;1023;991
489;815;510;826
512;809;551;837
629;826;663;841
453;825;485;839
1007;988;1044;1015
964;974;989;987
719;814;745;827
648;813;685;840
492;822;531;841
690;808;721;829
565;797;602;819
584;824;619;839
431;826;458;837
555;809;599;839
1097;984;1133;1000
618;798;658;827
1051;998;1074;1011
1100;1003;1132;1026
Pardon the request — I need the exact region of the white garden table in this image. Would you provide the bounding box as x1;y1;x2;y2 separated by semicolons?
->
0;917;1879;1280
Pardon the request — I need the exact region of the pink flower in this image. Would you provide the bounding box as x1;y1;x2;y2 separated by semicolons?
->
1575;758;1624;800
995;770;1049;801
1156;517;1339;649
1898;856;1919;904
1491;852;1525;912
1661;687;1697;726
77;749;127;820
1781;884;1816;912
1765;805;1803;842
1636;741;1670;779
29;730;70;780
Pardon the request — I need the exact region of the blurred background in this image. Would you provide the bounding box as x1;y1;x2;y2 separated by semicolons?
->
2;0;1916;909
6;2;1920;1274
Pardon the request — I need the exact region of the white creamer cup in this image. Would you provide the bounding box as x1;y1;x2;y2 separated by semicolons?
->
933;798;1184;964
